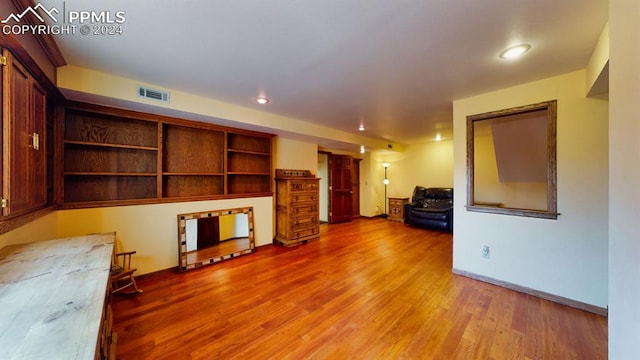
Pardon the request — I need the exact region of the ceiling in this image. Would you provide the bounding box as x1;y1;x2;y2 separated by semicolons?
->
41;0;607;150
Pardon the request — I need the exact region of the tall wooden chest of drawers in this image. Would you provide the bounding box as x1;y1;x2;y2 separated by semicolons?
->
275;169;321;246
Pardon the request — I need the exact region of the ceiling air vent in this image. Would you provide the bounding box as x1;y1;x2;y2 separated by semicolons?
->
137;86;170;103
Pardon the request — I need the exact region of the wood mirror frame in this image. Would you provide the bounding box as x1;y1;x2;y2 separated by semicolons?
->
466;100;558;219
177;207;255;272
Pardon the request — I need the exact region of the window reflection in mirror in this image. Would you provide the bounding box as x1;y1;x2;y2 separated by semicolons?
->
178;207;255;271
466;100;558;219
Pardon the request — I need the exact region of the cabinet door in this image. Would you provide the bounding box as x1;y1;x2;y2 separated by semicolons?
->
2;50;47;216
29;81;47;209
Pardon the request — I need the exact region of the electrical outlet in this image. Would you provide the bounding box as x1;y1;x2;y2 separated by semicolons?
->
482;245;490;259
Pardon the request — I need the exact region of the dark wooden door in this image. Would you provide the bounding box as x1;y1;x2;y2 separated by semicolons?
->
197;216;220;249
329;154;352;224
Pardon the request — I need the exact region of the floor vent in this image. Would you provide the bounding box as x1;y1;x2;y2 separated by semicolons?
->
137;86;170;103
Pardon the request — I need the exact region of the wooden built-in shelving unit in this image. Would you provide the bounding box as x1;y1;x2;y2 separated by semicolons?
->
162;123;225;198
60;102;273;208
63;109;159;204
227;133;272;195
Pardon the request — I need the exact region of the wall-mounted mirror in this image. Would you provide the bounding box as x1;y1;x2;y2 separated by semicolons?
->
177;207;255;271
466;100;558;219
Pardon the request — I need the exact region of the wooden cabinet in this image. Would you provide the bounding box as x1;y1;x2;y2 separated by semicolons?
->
1;48;48;217
388;197;409;222
275;169;320;246
61;102;273;208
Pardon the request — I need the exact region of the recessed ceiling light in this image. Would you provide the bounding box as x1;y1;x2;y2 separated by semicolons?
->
358;125;365;131
256;96;270;105
499;44;531;59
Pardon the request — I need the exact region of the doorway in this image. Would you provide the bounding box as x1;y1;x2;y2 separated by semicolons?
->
329;154;353;223
318;153;329;223
318;153;362;224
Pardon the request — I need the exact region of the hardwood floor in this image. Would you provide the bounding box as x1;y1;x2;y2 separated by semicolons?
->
112;218;607;359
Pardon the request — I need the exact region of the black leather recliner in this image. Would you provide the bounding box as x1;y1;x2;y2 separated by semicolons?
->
404;186;453;232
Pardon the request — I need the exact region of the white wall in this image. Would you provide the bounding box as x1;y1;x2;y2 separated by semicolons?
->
608;0;640;357
453;70;609;308
56;197;273;275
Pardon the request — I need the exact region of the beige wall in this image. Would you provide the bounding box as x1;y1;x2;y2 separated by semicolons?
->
586;22;609;98
274;137;318;173
317;153;329;221
56;197;273;275
357;152;379;217
380;140;454;201
57;65;391;151
359;140;454;217
0;212;58;247
608;0;640;357
453;70;609;308
218;213;236;241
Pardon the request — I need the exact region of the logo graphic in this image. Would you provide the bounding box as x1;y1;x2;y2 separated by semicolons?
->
2;2;126;36
1;3;58;24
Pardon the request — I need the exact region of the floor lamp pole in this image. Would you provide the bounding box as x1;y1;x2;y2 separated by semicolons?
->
383;163;390;218
384;183;387;215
